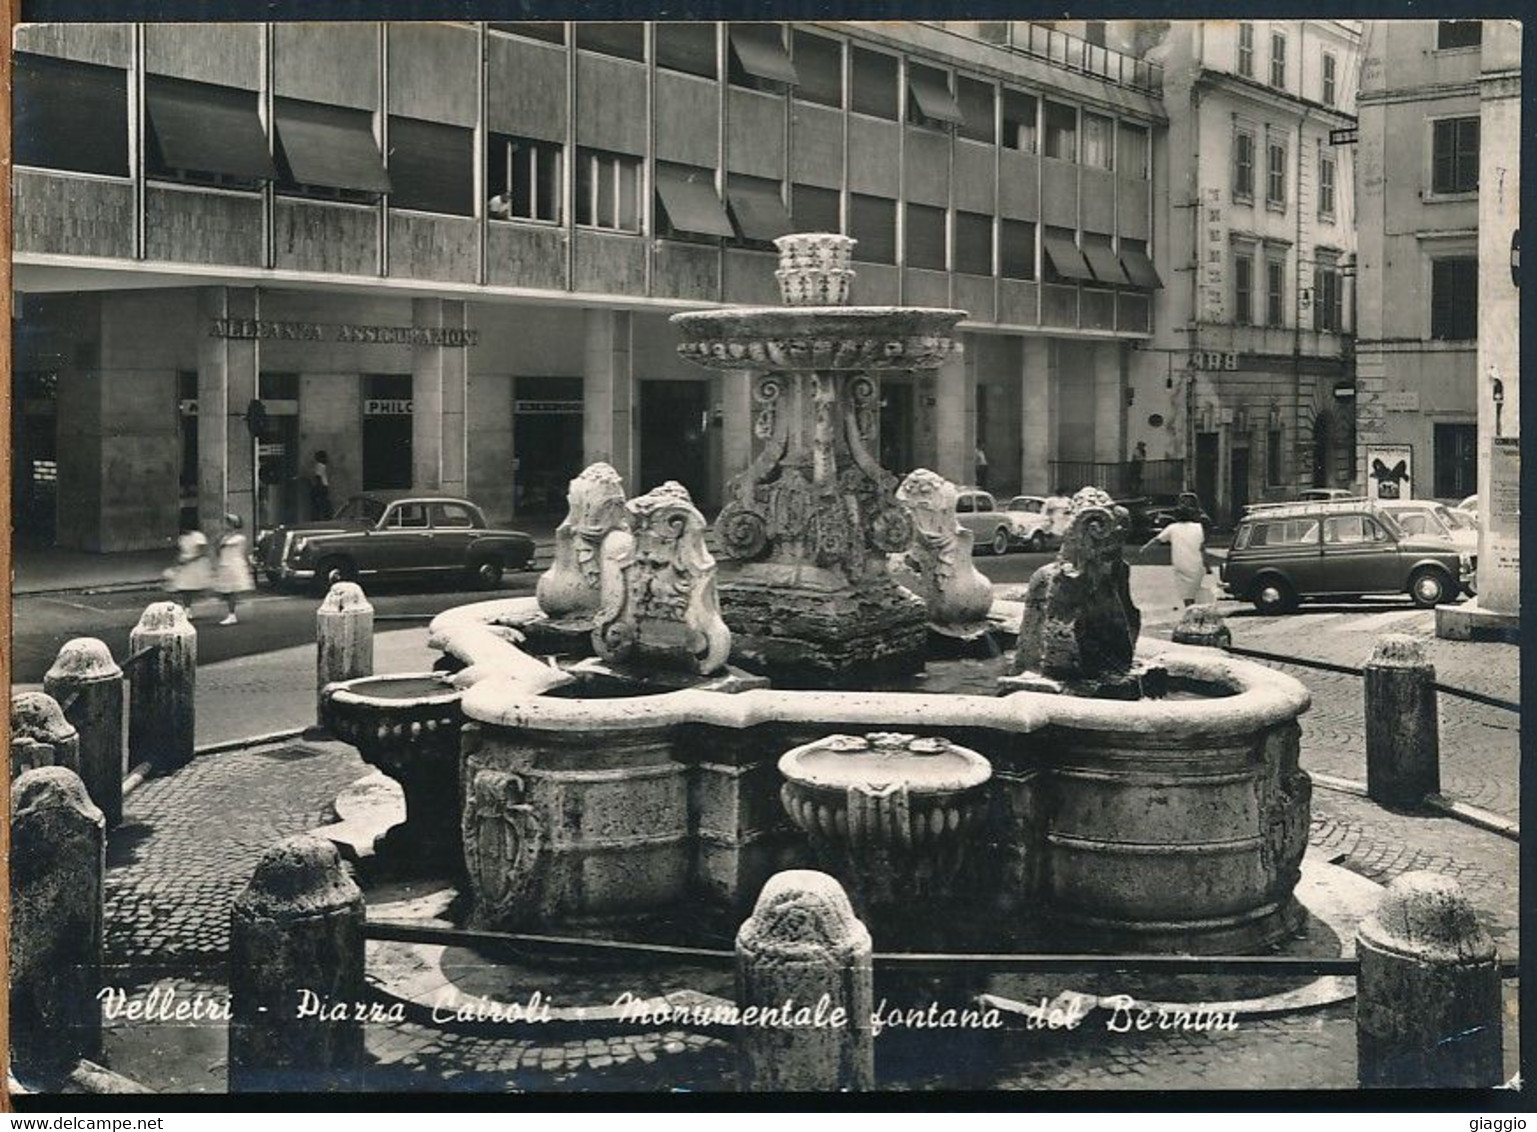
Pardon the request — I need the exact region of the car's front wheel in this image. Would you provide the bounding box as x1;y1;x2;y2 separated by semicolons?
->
1028;529;1047;552
1251;575;1298;614
469;556;505;590
1408;566;1453;609
990;527;1011;557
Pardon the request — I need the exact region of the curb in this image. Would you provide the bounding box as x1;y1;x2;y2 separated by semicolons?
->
1310;772;1519;843
120;727;309;801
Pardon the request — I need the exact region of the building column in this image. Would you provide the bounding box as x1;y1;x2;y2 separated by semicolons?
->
720;371;754;495
582;309;635;491
1019;336;1053;494
1092;340;1126;465
411;299;469;497
934;337;977;486
198;287;258;536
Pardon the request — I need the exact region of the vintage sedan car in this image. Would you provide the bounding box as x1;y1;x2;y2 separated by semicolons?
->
1005;495;1070;549
955;489;1043;555
257;494;536;591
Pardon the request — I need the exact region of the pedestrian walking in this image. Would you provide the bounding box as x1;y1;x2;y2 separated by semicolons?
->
163;523;214;612
309;450;332;520
214;513;256;625
1129;441;1147;495
1138;504;1215;608
975;444;990;491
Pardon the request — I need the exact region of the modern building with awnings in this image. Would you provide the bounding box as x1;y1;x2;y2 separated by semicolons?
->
12;19;1170;553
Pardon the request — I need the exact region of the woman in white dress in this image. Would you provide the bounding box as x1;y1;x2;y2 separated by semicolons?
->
164;524;214;611
214;513;256;625
1139;504;1213;607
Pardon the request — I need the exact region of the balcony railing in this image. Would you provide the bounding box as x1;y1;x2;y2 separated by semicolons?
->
1050;459;1184;497
932;22;1164;94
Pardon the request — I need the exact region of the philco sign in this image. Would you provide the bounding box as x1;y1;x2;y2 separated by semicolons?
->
364;399;413;416
209;319;479;347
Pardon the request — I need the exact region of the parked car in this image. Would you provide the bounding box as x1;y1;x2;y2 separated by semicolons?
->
257;494;536;591
955;489;1042;555
1221;498;1473;613
1297;488;1357;503
1376;499;1479;595
1117;492;1212;541
1005;495;1070;549
1457;494;1479;522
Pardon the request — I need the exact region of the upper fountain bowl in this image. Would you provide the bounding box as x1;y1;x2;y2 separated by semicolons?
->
670;306;967;373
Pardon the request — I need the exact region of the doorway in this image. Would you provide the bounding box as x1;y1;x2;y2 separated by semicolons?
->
1194;432;1219;519
639;380;711;502
1229;445;1251;525
880;382;916;477
13;371;58;545
513;376;585;516
362;375;413;491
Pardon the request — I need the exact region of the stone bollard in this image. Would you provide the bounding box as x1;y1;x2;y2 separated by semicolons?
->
1363;634;1439;806
229;835;367;1092
10;767;106;1082
10;691;81;780
735;870;875;1092
1172;604;1231;649
1357;872;1504;1088
44;639;126;827
128;602;197;770
317;583;374;723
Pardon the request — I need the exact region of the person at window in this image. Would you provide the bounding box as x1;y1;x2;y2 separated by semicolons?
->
489;192;514;220
310;451;332;520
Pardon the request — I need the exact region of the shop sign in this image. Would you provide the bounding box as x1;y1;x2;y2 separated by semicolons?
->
209;319;479;348
1365;444;1413;501
516;399;585;416
365;399;414;416
1383;390;1420;412
1188;351;1239;371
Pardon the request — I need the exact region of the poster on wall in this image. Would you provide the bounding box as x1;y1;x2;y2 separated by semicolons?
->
1365;444;1413;501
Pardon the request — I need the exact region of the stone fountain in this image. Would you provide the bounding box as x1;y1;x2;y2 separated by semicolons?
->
670;232;967;686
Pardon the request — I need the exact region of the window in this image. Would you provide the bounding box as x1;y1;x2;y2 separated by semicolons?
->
14;53;129;177
849;194;896;264
1001;89;1037;153
955;211;993;275
1081;113;1114;171
851;46;898;119
1266;257;1285;326
792;31;842;108
1318;153;1337;218
387;116;474;215
489;23;565;45
1266;139;1287;207
1269;31;1287;89
907;62;964;129
488;135;562;223
388;503;430;529
1433;423;1478;497
1430;257;1478;340
1251;518;1319;547
575;23;645;62
729;24;798;91
791;183;841;233
1432;117;1479;195
1042;226;1093;282
1233;252;1254;325
430;502;478;528
1119;124;1149;179
1081;233;1129;285
1119;238;1163;288
575;148;641;231
905;203;947;270
956;77;995;144
1314;255;1343;332
654;163;734;241
146;75;276;189
725;174;793;246
1233;130;1255;199
274;98;391;202
1237;23;1255;78
1043;102;1077;161
1323;515;1376;544
1000;219;1036;280
1321;52;1337;105
1267;429;1284;485
1437;21;1482;50
656;23;717;79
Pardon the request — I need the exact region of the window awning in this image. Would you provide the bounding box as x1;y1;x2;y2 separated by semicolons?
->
656;168;736;238
274;98;392;195
1042;232;1095;282
729;25;799;86
1082;239;1131;285
726;180;793;241
146;76;276;181
1120;244;1164;289
907;69;966;126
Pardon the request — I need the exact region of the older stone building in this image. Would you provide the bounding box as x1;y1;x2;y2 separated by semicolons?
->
12;20;1167;552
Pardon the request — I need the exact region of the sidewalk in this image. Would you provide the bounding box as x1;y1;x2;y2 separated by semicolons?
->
12;521;561;597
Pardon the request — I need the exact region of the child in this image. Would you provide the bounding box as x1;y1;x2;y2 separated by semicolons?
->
214;513;256;625
164;523;214;613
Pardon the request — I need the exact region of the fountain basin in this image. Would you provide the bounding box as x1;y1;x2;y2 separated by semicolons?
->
431;597;1312;952
670;307;967;372
320;672;465;865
